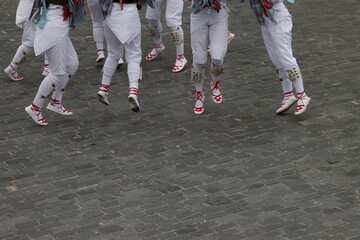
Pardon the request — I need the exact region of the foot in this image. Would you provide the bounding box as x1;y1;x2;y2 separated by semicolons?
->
276;91;297;114
42;64;50;76
47;98;73;115
4;64;23;81
128;87;140;112
192;91;204;115
96;50;105;63
227;31;235;44
145;43;165;61
294;92;311;115
210;80;222;103
172;54;187;73
25;103;48;126
97;84;110;105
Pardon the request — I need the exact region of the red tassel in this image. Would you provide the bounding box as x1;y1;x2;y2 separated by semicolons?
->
212;1;221;12
118;0;124;10
263;8;268;16
261;0;273;9
63;5;68;21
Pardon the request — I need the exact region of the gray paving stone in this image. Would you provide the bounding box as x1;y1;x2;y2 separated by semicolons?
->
1;0;359;239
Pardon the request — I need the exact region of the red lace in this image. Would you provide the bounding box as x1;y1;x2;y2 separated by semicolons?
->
281;91;294;106
7;65;22;79
176;54;185;61
31;103;47;124
295;91;306;112
99;84;109;93
147;43;163;59
211;81;222;102
49;99;71;113
211;81;220;90
192;91;204;112
173;54;185;71
192;91;203;101
129;87;138;95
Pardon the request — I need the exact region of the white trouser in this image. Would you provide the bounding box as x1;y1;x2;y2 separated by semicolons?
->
104;4;141;63
145;0;183;27
87;0;104;49
33;27;78;107
101;3;141;87
104;23;141;63
32;6;78;107
21;20;36;48
45;33;78;85
87;0;103;22
40;7;78;80
34;5;69;56
261;3;297;71
191;9;228;64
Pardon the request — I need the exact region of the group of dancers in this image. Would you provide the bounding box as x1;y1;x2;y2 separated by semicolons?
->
4;0;310;126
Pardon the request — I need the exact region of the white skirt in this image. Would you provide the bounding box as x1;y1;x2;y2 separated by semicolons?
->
104;3;141;44
34;7;69;56
16;0;34;28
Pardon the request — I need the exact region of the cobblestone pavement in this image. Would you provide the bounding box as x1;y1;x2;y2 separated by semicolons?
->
1;0;359;239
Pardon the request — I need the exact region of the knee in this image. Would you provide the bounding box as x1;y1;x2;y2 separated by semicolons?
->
210;47;227;61
107;51;120;62
48;73;67;86
148;19;160;26
171;26;184;45
166;16;181;28
22;44;33;54
92;20;103;29
193;54;207;65
211;59;224;76
67;61;78;76
212;59;223;66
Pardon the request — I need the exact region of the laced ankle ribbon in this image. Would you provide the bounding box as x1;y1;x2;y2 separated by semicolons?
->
129;87;139;95
296;91;306;112
49;98;71;113
192;91;204;112
146;43;163;59
173;54;185;71
31;103;48;124
211;81;222;102
281;91;294;106
99;84;110;93
8;64;23;80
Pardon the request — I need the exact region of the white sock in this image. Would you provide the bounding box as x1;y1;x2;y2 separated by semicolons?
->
44;54;49;65
293;78;305;94
278;69;293;93
94;32;104;51
148;19;163;45
102;57;118;86
195;83;203;92
51;76;69;102
44;53;49;67
33;76;54;108
128;62;140;90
